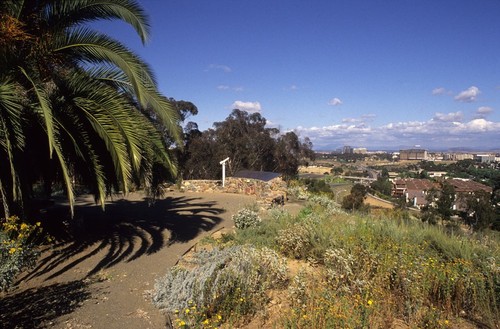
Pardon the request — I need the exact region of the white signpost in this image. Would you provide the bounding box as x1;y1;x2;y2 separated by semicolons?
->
219;157;230;187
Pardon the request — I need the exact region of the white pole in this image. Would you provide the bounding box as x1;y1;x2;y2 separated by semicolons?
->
219;157;230;188
222;162;226;187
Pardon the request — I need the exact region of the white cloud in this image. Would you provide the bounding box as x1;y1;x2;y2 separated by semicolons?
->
341;114;376;124
206;64;232;73
361;113;376;121
342;118;360;123
217;85;243;92
433;111;463;122
454;86;480;103
328;97;343;106
295;116;500;150
231;100;262;113
476;106;493;116
453;118;500;132
432;87;449;95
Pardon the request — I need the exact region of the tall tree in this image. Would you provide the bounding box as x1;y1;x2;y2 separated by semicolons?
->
437;182;455;221
182;109;313;180
462;190;496;230
341;184;368;212
0;0;181;217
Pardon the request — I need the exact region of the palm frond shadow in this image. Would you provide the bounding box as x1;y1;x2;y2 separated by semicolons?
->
0;279;91;329
20;194;225;281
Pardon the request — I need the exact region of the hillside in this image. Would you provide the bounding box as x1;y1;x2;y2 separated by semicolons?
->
153;193;500;329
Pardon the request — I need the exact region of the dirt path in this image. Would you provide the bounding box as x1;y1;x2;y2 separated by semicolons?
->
1;191;257;329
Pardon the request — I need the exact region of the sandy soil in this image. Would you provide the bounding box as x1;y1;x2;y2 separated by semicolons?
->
0;191;259;329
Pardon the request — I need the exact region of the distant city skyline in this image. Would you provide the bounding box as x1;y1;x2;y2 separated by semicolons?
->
101;0;500;150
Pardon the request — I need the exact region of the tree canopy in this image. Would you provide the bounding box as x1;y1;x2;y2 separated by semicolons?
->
181;109;314;180
0;0;181;218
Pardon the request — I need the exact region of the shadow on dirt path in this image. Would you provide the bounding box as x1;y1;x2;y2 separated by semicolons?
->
3;191;257;329
0;279;92;328
19;193;225;282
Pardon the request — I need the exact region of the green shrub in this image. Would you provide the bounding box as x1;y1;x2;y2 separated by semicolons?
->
152;245;288;327
232;208;261;229
276;222;313;259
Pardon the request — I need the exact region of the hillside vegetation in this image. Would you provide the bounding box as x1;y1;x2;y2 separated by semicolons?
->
153;192;500;329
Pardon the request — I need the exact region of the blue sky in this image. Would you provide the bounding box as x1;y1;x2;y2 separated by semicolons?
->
101;0;500;150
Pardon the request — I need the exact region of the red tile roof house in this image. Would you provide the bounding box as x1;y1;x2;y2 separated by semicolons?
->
392;178;493;211
392;179;439;208
446;178;493;211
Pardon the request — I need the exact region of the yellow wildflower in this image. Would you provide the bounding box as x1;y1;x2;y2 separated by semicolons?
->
20;223;28;230
367;299;373;306
185;308;190;314
9;247;16;254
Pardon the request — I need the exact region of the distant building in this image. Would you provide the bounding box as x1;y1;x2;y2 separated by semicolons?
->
474;154;495;163
399;149;428;161
443;153;474;161
353;147;367;154
342;146;353;154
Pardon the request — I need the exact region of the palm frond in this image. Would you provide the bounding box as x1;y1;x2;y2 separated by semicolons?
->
46;0;150;44
75;99;132;193
52;133;75;216
20;67;56;158
0;79;26;203
0;0;26;18
53;27;157;104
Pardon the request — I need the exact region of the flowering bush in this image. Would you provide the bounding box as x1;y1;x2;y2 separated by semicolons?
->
287;185;309;200
276;222;313;259
152;245;287;327
1;216;44;290
232;208;261;229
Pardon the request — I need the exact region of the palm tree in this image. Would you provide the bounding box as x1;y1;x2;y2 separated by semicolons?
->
0;0;181;218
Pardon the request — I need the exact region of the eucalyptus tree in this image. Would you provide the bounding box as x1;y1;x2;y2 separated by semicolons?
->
0;0;181;218
181;109;314;180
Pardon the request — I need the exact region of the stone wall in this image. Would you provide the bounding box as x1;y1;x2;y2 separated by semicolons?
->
181;177;287;204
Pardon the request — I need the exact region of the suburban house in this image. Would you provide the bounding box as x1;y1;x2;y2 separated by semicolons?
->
392;179;437;208
392;178;492;210
447;179;493;210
